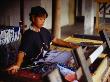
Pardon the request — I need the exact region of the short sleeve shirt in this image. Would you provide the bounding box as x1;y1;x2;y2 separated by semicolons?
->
19;27;52;66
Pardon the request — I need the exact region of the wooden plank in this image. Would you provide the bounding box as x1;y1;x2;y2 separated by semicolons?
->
73;34;101;40
92;57;108;82
47;68;62;82
73;43;108;82
87;42;106;64
75;47;93;82
76;67;83;80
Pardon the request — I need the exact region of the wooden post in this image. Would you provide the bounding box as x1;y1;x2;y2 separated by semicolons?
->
95;2;99;33
52;0;61;38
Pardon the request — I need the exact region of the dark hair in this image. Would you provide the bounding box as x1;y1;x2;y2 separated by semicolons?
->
29;6;48;22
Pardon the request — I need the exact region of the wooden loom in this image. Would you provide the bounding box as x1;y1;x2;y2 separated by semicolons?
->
95;0;110;34
1;30;110;82
72;30;110;82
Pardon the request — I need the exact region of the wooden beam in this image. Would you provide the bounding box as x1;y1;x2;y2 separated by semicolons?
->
75;47;93;82
92;57;108;82
96;0;110;3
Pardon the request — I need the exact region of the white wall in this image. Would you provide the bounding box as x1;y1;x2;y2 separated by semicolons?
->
41;0;69;29
1;0;107;27
61;0;69;26
41;0;52;29
24;0;69;29
0;0;71;29
24;0;41;29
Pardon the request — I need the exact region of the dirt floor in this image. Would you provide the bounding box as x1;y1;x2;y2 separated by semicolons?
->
61;22;110;39
61;22;84;39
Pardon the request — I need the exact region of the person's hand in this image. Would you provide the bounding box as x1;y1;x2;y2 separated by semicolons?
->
7;65;20;75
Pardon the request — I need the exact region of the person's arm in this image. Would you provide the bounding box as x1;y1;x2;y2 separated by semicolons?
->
7;51;25;74
52;37;79;48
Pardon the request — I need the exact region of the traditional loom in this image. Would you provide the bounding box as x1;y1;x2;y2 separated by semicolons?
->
1;29;110;82
47;30;110;82
71;30;110;82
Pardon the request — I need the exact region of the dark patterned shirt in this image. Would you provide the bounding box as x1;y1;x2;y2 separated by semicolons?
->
19;27;52;66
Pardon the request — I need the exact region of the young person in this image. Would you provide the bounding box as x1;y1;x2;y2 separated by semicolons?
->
8;6;79;74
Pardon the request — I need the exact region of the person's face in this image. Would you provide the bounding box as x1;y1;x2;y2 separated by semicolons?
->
32;15;46;29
